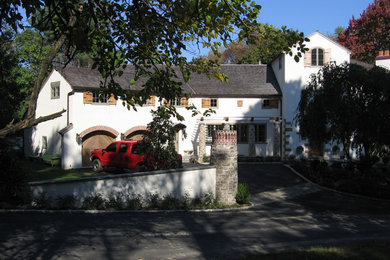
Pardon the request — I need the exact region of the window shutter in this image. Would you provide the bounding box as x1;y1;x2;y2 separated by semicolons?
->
147;95;156;106
304;51;311;66
202;98;210;108
108;94;117;105
83;92;93;104
163;99;170;105
324;49;331;64
270;100;279;109
181;97;188;107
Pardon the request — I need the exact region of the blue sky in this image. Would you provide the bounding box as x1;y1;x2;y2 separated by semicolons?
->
185;0;373;58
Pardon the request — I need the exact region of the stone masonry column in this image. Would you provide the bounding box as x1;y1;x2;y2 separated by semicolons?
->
211;130;238;205
198;122;206;163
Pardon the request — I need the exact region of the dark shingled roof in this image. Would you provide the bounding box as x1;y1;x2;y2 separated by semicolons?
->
57;64;281;98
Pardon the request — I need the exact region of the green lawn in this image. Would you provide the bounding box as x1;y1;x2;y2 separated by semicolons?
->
21;159;98;182
233;241;390;260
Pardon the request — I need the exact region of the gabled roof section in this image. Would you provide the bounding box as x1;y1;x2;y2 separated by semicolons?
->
56;64;281;98
307;31;352;54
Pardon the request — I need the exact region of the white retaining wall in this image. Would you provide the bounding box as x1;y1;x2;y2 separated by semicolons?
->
30;166;216;205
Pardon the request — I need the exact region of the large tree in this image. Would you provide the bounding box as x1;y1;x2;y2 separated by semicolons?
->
0;0;306;139
295;63;390;162
337;0;390;64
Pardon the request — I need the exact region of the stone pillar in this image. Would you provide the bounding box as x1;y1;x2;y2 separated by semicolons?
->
211;130;238;205
248;124;256;157
198;123;206;163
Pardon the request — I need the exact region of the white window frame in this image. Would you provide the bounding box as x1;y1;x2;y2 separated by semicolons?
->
51;82;60;99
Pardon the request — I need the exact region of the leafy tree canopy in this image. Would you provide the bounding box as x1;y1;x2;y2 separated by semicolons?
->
337;0;390;64
0;0;263;138
204;23;308;64
0;0;307;139
295;62;390;163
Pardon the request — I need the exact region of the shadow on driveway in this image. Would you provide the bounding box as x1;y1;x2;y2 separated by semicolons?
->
238;163;305;194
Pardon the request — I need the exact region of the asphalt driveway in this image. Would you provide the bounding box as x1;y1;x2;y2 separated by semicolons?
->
1;163;390;259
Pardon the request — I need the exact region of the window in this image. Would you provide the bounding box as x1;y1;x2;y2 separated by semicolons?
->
51;82;60;99
119;143;128;153
202;98;218;108
210;98;218;107
311;48;324;66
262;99;279;109
42;136;48;149
93;93;109;103
255;124;266;143
170;98;182;106
232;124;248;143
105;143;117;152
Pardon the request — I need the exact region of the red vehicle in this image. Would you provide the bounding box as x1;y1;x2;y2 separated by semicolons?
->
90;140;182;172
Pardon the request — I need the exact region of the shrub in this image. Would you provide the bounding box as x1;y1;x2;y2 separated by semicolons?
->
235;183;251;204
106;195;124;210
147;193;161;209
160;195;181;210
0;147;30;207
125;194;143;210
32;192;52;209
81;194;106;210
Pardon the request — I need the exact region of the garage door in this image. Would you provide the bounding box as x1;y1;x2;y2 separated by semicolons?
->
127;130;147;141
82;132;115;167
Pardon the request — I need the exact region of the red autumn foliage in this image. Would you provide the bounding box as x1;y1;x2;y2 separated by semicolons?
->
337;0;390;64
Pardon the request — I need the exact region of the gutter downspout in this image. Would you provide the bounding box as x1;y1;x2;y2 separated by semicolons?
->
67;91;74;125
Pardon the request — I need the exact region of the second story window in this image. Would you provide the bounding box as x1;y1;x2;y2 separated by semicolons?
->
210;98;218;107
262;99;279;109
170;98;182;106
311;48;324;66
51;82;60;99
93;93;109;103
202;98;218;108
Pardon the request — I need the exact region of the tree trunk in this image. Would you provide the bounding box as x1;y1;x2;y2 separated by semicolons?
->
0;11;78;139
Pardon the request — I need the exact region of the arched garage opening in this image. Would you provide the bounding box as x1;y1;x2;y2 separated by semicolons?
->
124;126;148;141
80;126;119;167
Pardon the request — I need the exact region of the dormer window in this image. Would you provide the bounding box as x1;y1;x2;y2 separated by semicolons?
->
311;48;324;66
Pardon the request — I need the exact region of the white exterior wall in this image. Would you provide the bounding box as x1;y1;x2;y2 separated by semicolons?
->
27;69;281;169
283;32;351;156
376;58;390;70
24;70;72;157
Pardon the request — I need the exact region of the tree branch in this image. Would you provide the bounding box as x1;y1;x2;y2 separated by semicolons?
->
0;110;66;139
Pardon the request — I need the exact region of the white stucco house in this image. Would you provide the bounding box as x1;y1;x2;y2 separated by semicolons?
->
376;50;390;70
24;63;283;169
25;31;385;168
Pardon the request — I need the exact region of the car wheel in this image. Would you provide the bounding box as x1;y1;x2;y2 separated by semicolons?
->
92;158;103;172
